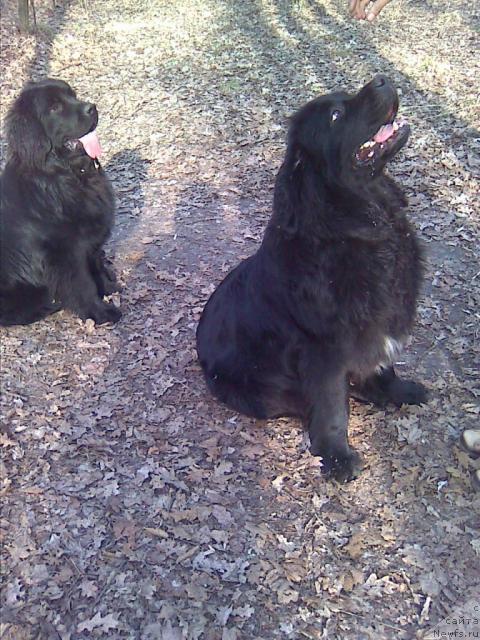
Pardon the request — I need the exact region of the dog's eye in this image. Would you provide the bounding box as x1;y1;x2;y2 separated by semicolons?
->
330;109;343;123
49;102;62;113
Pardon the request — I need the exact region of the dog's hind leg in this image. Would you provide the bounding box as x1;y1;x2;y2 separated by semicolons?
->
57;254;121;325
0;285;61;326
350;365;428;407
301;361;363;482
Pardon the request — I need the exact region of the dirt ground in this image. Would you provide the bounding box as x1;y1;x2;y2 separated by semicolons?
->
1;0;479;638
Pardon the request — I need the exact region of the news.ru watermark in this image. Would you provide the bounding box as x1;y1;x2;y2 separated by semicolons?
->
422;599;480;640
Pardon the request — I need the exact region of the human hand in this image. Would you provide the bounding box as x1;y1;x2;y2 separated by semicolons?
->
349;0;393;21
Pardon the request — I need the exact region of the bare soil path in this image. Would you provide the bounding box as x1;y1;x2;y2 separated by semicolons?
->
1;1;479;638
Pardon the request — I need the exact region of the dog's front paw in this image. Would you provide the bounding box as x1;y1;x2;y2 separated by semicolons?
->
87;302;122;325
320;449;363;483
389;379;428;406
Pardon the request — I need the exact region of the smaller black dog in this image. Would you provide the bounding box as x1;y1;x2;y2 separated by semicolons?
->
197;76;427;482
0;79;121;326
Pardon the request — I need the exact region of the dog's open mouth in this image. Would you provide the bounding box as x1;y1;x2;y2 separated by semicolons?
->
64;131;102;159
355;118;409;165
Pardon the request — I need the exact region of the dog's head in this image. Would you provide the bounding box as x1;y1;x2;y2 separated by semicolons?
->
289;75;410;185
6;79;100;169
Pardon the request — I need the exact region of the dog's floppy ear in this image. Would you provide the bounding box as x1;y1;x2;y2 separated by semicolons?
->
281;201;300;235
272;148;303;235
6;92;51;169
273;185;299;236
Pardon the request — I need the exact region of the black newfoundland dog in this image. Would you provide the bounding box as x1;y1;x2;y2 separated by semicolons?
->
0;79;121;326
197;75;427;482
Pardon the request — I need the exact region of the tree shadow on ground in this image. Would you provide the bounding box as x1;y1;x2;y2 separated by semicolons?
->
26;0;74;81
106;149;149;251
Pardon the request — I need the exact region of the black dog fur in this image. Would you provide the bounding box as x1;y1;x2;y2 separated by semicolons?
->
196;76;427;481
0;78;121;326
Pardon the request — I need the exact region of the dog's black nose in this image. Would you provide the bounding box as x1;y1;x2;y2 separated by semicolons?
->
372;75;388;88
84;102;96;116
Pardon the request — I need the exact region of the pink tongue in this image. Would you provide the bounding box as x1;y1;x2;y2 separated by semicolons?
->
373;124;394;143
78;131;102;159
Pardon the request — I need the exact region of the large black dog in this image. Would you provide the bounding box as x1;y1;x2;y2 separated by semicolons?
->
197;76;427;481
0;79;121;326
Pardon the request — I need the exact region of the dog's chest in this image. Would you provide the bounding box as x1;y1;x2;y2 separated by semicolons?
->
61;169;115;234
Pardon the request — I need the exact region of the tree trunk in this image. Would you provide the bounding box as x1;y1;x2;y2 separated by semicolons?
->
18;0;30;33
